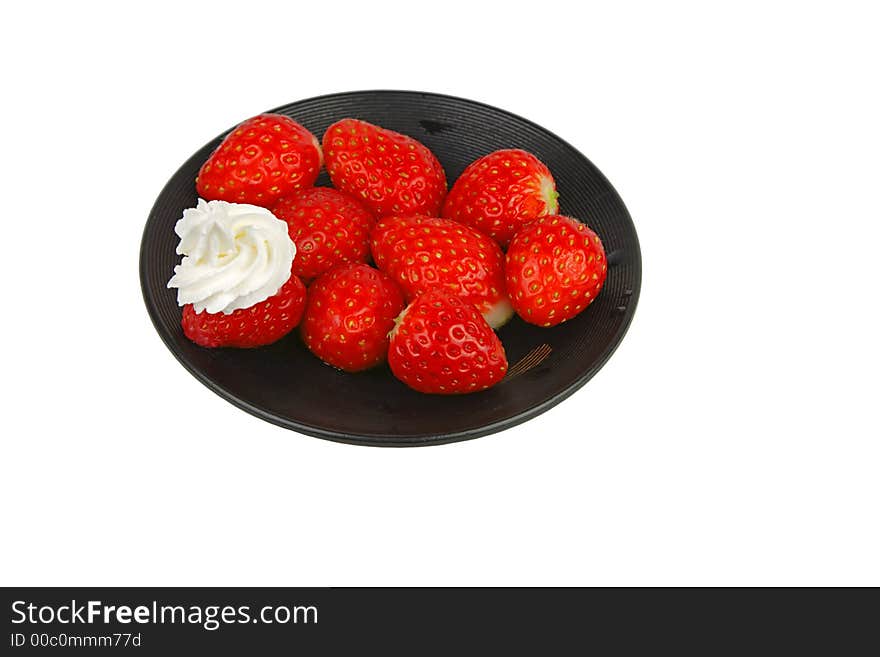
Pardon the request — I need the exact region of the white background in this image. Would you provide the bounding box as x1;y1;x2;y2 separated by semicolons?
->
1;1;878;586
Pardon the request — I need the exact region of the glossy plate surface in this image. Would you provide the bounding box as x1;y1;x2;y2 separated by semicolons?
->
140;91;641;446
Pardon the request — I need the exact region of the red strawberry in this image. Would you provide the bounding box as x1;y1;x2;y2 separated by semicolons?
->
505;215;607;327
271;188;375;281
196;114;322;208
300;264;405;372
441;149;558;248
181;273;307;348
370;215;513;329
322;118;447;217
388;290;508;394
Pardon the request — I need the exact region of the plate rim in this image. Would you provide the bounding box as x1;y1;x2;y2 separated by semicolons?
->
139;89;642;447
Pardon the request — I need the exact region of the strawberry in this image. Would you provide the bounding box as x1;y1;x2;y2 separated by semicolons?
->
196;113;322;208
300;264;405;372
505;215;607;327
441;149;558;248
370;215;513;329
181;273;307;348
271;188;375;281
388;290;508;394
322;118;447;217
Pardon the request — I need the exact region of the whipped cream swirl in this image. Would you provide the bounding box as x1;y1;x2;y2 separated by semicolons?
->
167;199;295;314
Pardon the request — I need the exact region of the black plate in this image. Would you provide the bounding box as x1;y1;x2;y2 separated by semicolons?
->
140;90;641;446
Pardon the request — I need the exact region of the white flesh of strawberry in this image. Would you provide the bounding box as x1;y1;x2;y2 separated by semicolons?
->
541;174;559;214
387;302;412;340
482;297;515;330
